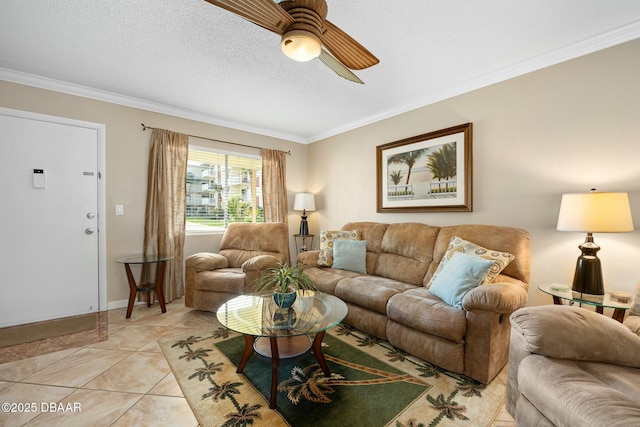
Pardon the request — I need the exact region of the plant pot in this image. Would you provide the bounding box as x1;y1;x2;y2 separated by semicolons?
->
273;290;297;308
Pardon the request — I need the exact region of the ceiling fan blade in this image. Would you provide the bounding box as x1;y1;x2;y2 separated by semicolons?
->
318;49;364;84
322;20;379;70
204;0;294;34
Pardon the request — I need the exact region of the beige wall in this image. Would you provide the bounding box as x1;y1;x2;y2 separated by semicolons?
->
2;38;639;311
0;81;308;306
307;39;640;306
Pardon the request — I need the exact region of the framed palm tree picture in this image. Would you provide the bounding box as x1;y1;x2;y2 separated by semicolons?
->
376;123;472;212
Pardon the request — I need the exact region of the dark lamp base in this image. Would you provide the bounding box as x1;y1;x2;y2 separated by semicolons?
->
298;211;309;235
571;233;605;302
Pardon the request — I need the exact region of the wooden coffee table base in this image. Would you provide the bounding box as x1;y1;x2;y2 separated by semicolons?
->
236;331;331;409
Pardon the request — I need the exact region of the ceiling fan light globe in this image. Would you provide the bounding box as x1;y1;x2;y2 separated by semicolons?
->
281;30;321;62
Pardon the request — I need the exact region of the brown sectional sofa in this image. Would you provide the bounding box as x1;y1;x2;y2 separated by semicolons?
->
297;221;531;384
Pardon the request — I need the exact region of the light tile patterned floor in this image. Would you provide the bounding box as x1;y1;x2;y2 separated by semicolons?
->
0;298;516;426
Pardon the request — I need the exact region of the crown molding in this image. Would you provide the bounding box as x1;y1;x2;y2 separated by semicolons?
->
305;19;640;143
0;68;306;144
1;19;639;145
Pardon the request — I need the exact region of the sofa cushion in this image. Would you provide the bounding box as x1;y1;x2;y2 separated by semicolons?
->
387;287;467;343
193;268;246;293
431;225;530;286
341;222;390;274
518;355;640;426
303;267;362;295
428;252;495;309
427;236;514;288
220;249;287;269
218;222;290;268
335;276;416;314
373;223;439;285
317;229;361;266
332;239;367;273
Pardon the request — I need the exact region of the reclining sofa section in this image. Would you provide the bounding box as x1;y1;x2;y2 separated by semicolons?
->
297;222;531;384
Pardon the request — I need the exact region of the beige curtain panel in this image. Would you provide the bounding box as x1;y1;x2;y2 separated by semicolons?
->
262;148;289;224
142;128;189;303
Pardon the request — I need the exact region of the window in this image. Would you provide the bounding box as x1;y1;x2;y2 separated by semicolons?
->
186;146;263;232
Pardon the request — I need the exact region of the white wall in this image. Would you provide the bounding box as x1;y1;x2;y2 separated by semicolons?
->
2;39;639;311
0;81;308;306
306;39;640;306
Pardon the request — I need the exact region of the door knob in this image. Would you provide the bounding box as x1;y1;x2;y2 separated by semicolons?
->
87;212;95;219
85;228;94;235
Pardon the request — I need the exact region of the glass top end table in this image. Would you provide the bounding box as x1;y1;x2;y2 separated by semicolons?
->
116;254;173;319
216;291;348;409
538;283;632;322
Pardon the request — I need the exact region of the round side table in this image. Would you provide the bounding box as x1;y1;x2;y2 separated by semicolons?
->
538;283;631;322
116;255;173;318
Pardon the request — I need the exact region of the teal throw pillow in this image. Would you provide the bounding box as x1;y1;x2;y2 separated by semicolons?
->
429;252;495;309
332;239;367;273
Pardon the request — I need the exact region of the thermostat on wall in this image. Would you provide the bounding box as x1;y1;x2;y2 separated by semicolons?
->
33;169;46;189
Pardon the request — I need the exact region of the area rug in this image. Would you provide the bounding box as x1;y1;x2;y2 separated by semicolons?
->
159;324;505;427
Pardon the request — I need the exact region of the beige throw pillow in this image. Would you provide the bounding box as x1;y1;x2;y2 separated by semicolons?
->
317;229;362;267
427;236;515;287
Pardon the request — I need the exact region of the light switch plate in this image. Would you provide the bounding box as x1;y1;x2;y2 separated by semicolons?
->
115;205;124;216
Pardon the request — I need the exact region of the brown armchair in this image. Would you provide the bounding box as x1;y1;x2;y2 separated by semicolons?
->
185;222;290;311
507;300;640;426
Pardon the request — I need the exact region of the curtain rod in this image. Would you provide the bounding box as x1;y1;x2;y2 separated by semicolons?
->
141;123;291;156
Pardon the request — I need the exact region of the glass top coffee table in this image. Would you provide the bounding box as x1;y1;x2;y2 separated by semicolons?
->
216;291;348;408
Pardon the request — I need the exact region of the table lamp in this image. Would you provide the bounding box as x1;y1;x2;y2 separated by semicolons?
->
293;193;315;235
557;189;634;302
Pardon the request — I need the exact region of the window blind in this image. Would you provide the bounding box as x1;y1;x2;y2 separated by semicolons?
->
186;146;263;232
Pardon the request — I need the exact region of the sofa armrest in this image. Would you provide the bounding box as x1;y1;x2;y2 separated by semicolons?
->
462;282;528;313
624;314;640;335
297;250;320;267
510;305;640;368
242;255;283;291
184;253;229;308
185;252;229;272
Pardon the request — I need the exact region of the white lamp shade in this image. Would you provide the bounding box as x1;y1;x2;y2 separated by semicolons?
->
293;193;316;212
557;192;634;232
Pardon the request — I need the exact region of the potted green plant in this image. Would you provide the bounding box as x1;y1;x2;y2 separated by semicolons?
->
253;263;317;308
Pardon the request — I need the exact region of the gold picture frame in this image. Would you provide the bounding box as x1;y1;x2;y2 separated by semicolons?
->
376;123;473;212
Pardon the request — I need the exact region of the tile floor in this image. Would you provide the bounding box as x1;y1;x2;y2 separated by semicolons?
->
0;299;516;426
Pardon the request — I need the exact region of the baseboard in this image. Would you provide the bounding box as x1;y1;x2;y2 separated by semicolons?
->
0;312;98;348
0;312;108;363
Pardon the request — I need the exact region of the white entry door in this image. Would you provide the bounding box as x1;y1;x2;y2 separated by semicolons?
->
0;109;104;328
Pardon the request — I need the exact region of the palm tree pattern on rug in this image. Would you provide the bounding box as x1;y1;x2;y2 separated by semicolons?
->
335;324;485;427
172;328;263;427
170;323;490;427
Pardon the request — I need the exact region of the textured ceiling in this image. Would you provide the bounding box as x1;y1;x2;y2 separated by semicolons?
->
1;0;640;143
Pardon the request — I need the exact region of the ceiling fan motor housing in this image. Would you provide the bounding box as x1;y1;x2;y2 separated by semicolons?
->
205;0;377;81
281;1;328;61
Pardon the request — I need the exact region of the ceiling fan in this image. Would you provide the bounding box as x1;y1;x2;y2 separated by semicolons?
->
204;0;379;83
